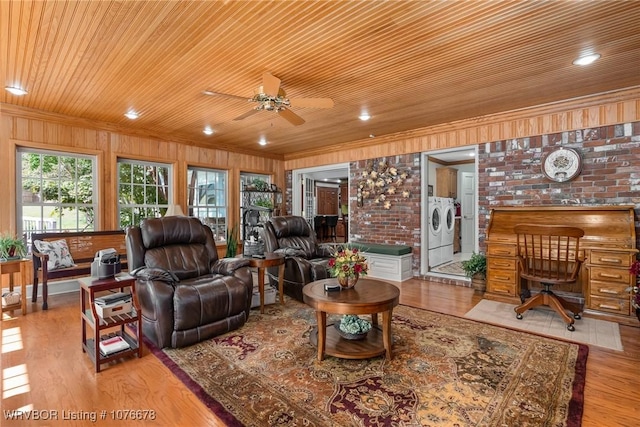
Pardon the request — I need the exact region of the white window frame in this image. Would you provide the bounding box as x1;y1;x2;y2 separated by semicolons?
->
16;148;98;244
187;166;228;242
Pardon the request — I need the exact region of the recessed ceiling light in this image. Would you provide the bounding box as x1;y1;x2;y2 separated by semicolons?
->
5;86;28;96
359;113;371;121
572;53;601;66
258;137;267;146
369;134;375;138
124;110;139;120
203;126;214;135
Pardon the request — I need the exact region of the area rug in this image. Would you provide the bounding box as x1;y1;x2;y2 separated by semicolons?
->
464;299;623;351
147;299;588;427
432;260;466;276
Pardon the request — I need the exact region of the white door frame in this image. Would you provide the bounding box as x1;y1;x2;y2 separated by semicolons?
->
291;163;350;218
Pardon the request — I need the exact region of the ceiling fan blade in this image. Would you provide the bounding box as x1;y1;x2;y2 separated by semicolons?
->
234;108;260;121
288;97;334;109
278;108;305;126
203;90;248;101
262;72;281;96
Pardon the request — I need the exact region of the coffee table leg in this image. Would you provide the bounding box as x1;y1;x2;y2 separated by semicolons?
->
278;263;285;305
258;267;265;314
316;310;326;361
382;310;393;360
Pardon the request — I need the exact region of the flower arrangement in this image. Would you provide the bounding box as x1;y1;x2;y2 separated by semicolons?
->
357;158;410;209
328;246;369;280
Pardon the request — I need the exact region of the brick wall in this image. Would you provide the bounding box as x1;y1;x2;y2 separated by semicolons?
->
477;121;640;250
285;121;640;277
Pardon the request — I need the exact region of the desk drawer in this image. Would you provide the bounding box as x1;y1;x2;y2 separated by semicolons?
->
589;250;632;267
588;295;630;315
487;270;517;296
590;267;632;286
488;258;516;271
487;245;516;257
589;280;629;298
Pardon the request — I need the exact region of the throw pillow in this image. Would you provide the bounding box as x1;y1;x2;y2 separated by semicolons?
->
33;239;75;271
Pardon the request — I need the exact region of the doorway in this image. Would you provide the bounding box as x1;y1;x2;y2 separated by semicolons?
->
421;148;479;278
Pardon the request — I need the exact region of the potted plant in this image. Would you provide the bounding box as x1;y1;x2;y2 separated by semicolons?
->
225;225;239;258
0;233;27;261
461;252;487;293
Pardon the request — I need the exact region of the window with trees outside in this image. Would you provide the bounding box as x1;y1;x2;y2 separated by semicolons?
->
17;148;97;244
118;159;171;229
187;167;227;242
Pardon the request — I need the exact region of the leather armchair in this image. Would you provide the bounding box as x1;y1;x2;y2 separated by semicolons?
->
126;216;253;349
263;216;333;302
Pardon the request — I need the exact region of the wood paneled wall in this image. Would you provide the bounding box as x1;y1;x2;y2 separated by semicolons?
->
284;87;640;170
0;109;284;237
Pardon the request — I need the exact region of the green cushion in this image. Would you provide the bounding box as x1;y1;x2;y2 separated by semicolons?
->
349;242;412;256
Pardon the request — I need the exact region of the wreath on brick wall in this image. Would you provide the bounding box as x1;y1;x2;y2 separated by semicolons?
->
357;159;410;209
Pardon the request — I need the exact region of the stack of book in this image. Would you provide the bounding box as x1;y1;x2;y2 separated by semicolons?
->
99;336;130;356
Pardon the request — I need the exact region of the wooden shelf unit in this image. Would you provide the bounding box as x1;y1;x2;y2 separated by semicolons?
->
79;275;143;372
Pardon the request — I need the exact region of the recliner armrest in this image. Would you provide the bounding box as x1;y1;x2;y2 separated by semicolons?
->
212;258;251;275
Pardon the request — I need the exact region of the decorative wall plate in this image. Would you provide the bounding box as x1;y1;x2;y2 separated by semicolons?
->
542;147;582;182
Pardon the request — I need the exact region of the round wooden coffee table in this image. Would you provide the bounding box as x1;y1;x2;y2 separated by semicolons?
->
247;253;285;313
302;278;400;361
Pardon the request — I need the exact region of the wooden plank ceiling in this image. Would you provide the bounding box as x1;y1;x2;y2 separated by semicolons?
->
2;1;639;159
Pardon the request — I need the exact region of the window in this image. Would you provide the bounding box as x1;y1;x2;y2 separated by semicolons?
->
17;148;97;243
187;167;227;242
118;159;170;228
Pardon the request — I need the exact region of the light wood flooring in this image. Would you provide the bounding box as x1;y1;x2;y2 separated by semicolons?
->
2;279;639;426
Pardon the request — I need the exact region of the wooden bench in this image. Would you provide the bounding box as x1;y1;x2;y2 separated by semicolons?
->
348;242;413;282
31;230;128;310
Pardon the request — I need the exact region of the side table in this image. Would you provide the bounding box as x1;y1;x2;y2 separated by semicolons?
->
1;258;28;317
78;274;143;372
247;253;285;313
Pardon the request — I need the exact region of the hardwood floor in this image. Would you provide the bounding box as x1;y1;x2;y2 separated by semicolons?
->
2;278;639;426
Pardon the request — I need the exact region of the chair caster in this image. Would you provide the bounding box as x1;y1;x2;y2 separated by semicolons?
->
567;324;575;331
516;313;523;320
573;313;581;320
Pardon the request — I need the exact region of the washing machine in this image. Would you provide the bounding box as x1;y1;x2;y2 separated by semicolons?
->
428;197;443;268
440;198;455;265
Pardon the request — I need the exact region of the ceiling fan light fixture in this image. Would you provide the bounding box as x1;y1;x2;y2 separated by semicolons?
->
124;110;139;120
5;86;28;95
572;53;600;66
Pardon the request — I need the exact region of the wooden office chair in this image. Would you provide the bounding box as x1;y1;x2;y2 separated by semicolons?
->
513;224;585;331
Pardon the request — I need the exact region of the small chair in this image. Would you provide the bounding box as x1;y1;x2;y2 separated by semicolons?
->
325;215;339;242
513;224;584;331
313;215;325;241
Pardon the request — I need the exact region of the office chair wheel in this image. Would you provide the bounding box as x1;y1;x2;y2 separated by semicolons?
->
573;313;581;320
567;324;575;332
516;313;523;320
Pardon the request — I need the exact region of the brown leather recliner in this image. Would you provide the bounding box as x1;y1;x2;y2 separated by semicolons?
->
263;216;333;302
126;216;253;349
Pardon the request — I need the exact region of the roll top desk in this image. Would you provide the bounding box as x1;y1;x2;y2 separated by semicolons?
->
485;206;638;326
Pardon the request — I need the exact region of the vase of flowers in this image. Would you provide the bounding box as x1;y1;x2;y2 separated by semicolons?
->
629;259;640;321
328;246;369;289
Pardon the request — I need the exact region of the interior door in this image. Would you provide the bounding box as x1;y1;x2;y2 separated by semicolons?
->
460;172;475;253
316;186;338;215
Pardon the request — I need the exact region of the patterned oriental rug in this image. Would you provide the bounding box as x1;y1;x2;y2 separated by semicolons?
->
147;299;588;427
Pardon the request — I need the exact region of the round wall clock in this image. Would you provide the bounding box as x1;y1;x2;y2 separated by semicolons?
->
542;147;582;182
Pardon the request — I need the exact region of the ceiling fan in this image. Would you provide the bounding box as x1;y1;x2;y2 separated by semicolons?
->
204;72;334;126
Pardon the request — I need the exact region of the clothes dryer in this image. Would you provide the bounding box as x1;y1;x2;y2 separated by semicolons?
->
428;197;444;268
440;198;455;265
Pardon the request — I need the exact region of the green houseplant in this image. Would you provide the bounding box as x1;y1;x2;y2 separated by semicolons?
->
0;233;27;260
461;252;487;293
225;225;239;258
